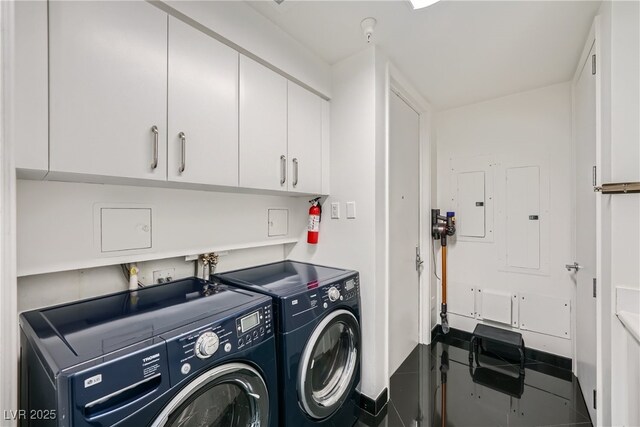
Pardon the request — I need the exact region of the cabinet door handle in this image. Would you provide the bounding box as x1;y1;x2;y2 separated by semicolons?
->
150;125;159;170
292;158;299;187
280;155;287;186
178;132;186;174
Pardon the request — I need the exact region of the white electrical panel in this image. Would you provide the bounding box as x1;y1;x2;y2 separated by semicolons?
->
450;155;494;243
506;166;540;269
101;208;152;252
457;171;486;237
267;209;288;237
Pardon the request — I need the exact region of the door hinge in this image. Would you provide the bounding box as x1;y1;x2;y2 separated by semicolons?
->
592;165;597;187
593;389;597;409
593;278;597;298
592;54;596;75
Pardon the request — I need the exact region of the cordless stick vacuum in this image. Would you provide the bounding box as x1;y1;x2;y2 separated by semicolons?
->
432;209;456;334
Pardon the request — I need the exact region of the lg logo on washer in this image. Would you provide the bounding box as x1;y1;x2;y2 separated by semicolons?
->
83;374;102;388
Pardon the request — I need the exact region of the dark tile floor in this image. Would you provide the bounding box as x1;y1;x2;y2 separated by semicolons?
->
356;334;593;427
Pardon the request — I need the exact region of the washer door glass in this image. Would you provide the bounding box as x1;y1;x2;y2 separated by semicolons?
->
167;382;251;427
151;363;269;427
299;309;360;419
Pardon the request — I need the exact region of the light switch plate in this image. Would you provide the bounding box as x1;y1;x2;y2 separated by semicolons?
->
346;202;356;219
331;202;340;219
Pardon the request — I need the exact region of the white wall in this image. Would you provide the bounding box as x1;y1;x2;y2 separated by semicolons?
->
18;245;286;312
598;1;640;425
17;180;307;276
435;82;575;357
165;1;331;97
288;46;389;400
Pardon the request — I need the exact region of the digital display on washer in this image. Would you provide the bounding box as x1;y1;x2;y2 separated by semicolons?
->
240;311;260;333
345;279;355;291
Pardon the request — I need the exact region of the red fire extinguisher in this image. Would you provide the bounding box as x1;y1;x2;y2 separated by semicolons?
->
307;197;322;244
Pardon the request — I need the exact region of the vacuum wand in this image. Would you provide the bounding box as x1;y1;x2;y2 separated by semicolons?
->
432;209;456;334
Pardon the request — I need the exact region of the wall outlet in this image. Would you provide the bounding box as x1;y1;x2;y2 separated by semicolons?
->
153;268;175;284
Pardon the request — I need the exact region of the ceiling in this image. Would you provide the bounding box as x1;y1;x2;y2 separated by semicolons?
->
246;0;602;110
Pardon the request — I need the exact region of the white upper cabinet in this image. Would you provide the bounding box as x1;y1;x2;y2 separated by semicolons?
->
14;0;48;178
49;1;168;181
287;82;323;194
27;2;329;195
168;17;239;186
239;56;288;191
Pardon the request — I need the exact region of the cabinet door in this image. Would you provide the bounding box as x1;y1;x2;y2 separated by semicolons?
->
287;82;323;194
239;56;287;191
49;1;167;180
168;17;238;186
14;0;48;178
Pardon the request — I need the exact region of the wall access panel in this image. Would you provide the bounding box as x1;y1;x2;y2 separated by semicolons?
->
100;207;152;252
475;289;513;325
447;281;476;318
519;292;571;339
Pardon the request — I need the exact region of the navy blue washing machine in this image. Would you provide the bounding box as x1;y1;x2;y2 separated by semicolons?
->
19;277;278;427
213;261;361;427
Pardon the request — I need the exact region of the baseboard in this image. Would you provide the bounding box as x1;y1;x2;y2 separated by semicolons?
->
357;387;388;420
430;325;572;370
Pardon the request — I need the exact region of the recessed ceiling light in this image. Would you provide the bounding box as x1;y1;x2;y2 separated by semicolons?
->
409;0;441;10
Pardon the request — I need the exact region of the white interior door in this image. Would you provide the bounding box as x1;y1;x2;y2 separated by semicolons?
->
389;91;421;375
574;40;597;422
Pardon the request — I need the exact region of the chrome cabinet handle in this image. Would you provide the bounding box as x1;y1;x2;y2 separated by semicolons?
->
280;155;286;186
178;132;186;174
150;125;159;170
292;158;299;187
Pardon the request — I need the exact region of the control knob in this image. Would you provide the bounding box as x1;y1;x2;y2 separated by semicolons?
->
328;286;341;302
195;332;219;359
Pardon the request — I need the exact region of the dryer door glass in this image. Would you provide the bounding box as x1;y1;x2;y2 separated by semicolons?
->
151;363;269;427
299;309;360;419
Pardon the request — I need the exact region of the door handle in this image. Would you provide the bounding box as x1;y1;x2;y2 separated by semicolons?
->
150;125;159;170
280;155;287;186
565;262;582;272
178;132;186;174
292;158;299;187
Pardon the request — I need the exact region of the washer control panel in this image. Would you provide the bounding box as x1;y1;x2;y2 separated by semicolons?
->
166;300;274;386
235;304;273;349
194;331;219;359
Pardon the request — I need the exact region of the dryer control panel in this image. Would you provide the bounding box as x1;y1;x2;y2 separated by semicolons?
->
165;300;273;386
283;273;360;331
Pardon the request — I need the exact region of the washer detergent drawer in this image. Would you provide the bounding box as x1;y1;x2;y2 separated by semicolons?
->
70;342;170;426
